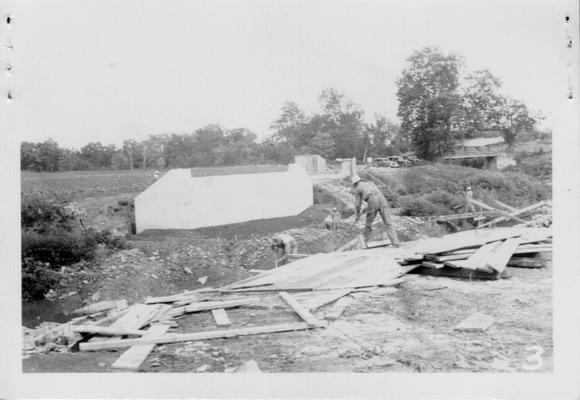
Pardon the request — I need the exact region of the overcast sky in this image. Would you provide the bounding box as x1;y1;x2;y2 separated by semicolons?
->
9;0;571;148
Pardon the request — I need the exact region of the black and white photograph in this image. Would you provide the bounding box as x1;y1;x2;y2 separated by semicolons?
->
1;0;579;398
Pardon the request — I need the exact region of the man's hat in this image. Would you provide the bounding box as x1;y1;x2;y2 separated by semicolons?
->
351;175;361;185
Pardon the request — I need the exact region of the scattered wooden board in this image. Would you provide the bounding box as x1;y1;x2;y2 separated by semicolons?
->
184;298;260;313
421;261;445;269
454;312;494;332
73;300;128;315
211;309;231;327
468;199;527;224
507;257;547;268
111;324;170;370
279;292;322;326
292;289;352;312
484;237;522;273
447;241;502;272
80;322;325;351
478;201;546;228
410;266;508;280
73;325;147;336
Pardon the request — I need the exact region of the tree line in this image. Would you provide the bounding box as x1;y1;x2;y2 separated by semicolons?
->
21;47;543;171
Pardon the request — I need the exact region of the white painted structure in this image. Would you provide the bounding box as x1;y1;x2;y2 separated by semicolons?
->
294;154;327;173
135;164;313;233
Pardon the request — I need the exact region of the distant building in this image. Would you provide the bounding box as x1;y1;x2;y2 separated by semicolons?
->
294;154;327;174
443;136;515;170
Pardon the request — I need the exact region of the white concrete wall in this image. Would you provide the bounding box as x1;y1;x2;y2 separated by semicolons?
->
135;165;313;233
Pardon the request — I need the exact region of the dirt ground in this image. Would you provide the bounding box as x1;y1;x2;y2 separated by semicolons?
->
23;253;552;373
21;175;552;373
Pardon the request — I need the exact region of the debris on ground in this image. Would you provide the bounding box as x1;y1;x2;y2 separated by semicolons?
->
22;224;552;372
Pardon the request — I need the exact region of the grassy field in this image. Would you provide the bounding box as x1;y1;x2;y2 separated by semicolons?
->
21;165;287;201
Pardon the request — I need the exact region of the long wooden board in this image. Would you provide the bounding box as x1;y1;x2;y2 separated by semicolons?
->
446;241;502;272
292;289;352;311
484;237;522;273
184;298;259;313
73;325;147;336
80;322;325;351
478;201;546;228
279;292;322;326
468;198;527;224
111;324;170;370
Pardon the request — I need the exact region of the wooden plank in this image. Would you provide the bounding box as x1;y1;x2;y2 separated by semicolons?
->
73;300;128;315
279;292;322;326
220;277;407;293
454;312;494;332
324;296;353;321
506;257;547;268
484;237;522;273
79;322;325;351
449;241;502;272
478;201;546;228
73;325;147;336
468;198;527;224
410;266;507;280
434;211;498;222
211;309;231;326
183;298;259;313
111;324;170;370
421;261;445;269
292;289;352;311
494;200;518;212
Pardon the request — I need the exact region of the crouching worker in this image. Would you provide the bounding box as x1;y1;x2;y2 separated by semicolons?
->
270;233;298;267
351;175;400;247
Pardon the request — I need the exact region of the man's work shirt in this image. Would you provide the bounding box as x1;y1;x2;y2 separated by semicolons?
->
354;181;383;214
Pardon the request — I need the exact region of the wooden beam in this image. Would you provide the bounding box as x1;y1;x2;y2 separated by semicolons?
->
507;257;547;268
478;201;546;228
434;211;498;222
468;198;527;224
448;241;502;272
111;324;170;370
279;292;322;326
211;309;231;327
484;237;522;273
494;200;518;212
73;325;147;336
79;322;324;351
183;298;260;313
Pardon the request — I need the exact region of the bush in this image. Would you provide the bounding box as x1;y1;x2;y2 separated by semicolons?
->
21;196;76;234
20;198;129;300
21;258;61;301
424;190;463;212
22;228;98;268
399;197;449;217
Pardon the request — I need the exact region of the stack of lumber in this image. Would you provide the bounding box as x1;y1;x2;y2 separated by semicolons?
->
398;227;552;279
219;251;408;293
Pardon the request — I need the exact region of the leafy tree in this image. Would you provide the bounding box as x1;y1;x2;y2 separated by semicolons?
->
366;115;400;157
111;152;130;169
318;88;365;159
271;101;307;147
79;142;116;169
460;70;540;146
497;98;540;147
396;47;463;160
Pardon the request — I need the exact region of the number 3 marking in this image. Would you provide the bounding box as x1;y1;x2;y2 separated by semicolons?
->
523;345;544;371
